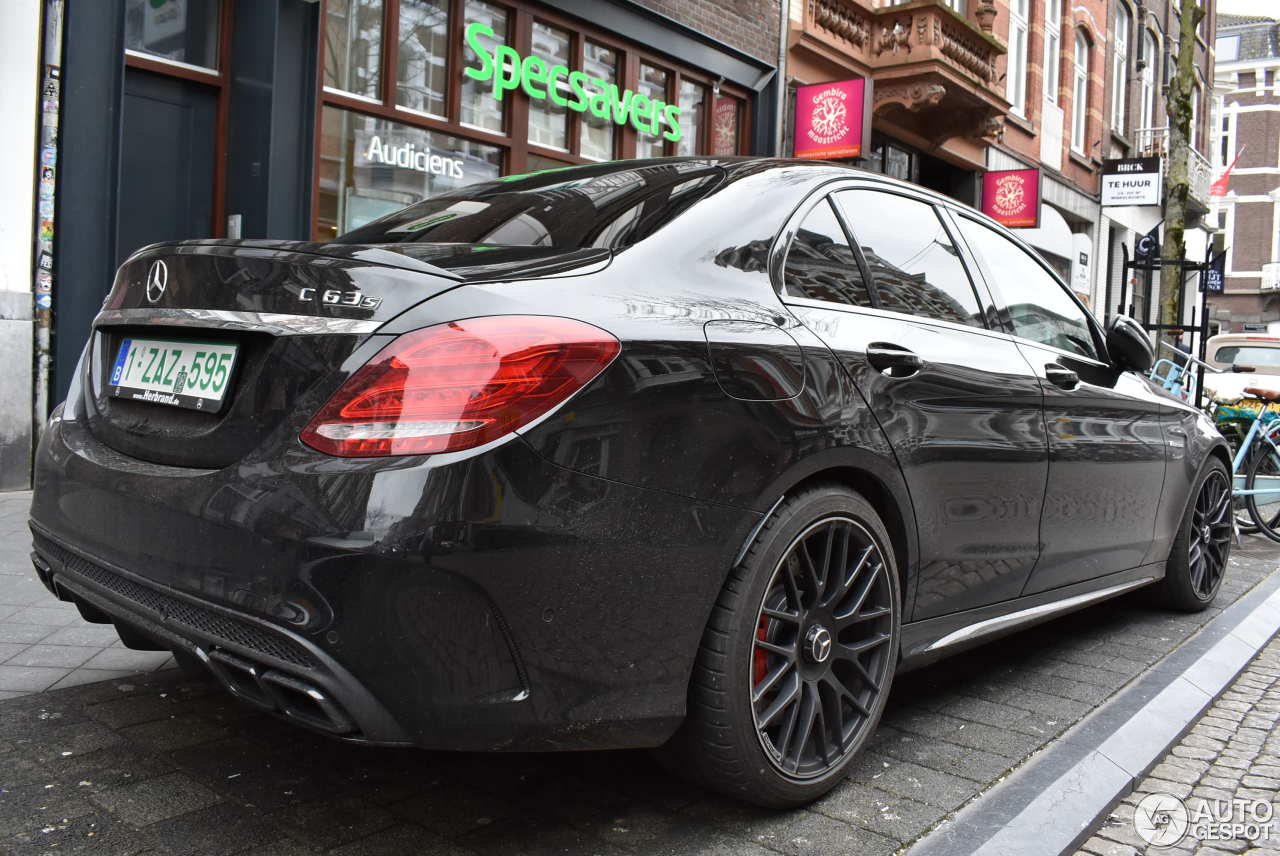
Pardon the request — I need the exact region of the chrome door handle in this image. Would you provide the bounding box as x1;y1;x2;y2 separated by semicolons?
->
1045;364;1079;390
867;344;922;377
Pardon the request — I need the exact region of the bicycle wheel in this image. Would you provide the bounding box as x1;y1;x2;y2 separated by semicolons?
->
1245;435;1280;542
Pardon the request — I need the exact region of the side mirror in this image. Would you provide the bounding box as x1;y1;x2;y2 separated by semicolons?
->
1106;315;1154;373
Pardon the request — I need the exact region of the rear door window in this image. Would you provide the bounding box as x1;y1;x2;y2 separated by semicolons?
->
954;216;1099;360
832;190;986;328
781;198;875;308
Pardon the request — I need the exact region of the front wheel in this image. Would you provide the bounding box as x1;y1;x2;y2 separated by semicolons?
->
1162;460;1232;611
663;486;901;808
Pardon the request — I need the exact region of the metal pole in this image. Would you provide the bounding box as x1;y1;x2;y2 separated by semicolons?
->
774;0;788;156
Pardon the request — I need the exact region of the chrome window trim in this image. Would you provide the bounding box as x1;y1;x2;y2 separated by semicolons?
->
93;309;382;336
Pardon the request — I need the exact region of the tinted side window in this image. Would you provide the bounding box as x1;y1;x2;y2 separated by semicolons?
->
781;199;874;308
833;190;985;328
955;217;1099;360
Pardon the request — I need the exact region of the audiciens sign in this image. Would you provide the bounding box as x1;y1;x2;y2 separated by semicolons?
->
463;22;684;143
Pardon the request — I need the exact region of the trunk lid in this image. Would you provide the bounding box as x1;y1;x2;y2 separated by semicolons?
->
84;240;609;469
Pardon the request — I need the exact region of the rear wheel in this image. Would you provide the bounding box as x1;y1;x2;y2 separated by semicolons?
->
1162;460;1232;611
664;486;900;808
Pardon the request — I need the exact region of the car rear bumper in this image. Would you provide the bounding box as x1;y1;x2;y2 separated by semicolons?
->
30;411;759;751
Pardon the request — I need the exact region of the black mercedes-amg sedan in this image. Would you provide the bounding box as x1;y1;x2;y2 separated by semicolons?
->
30;158;1232;807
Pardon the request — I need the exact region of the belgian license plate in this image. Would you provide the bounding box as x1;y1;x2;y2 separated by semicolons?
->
108;337;239;412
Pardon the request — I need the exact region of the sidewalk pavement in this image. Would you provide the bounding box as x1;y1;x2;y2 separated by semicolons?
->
1;487;1278;854
1074;636;1280;856
0;491;174;699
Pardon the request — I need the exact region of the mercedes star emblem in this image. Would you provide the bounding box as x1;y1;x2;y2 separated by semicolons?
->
145;260;169;304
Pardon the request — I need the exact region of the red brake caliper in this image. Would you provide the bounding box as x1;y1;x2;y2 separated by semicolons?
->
753;616;770;685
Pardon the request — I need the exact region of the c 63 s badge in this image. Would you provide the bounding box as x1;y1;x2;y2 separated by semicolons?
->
298;287;383;310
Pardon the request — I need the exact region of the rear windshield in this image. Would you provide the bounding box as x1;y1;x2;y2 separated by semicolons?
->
1215;345;1280;367
335;160;727;250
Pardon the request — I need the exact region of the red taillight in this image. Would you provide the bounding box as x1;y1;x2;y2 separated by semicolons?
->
301;316;620;457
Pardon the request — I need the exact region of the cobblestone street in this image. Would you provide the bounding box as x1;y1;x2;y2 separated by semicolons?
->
2;489;1279;856
1076;636;1280;856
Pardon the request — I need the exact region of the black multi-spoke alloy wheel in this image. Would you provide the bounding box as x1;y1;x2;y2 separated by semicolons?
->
663;486;900;807
1162;460;1232;611
1246;438;1280;543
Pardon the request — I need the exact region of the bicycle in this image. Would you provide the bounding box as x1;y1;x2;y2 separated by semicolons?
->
1149;343;1280;541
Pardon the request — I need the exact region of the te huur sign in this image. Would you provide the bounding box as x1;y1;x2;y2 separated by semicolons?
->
1101;157;1162;207
464;22;685;143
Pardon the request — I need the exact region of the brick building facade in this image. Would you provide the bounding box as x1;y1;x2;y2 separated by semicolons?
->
635;0;783;63
1209;13;1280;331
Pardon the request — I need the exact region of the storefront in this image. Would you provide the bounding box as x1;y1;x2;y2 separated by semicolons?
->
47;0;779;406
314;0;762;239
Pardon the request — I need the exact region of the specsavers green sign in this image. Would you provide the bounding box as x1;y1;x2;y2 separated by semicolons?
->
463;22;683;143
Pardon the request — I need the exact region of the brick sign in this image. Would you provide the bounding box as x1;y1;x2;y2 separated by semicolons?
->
981;168;1041;229
793;79;869;160
1101;157;1162;207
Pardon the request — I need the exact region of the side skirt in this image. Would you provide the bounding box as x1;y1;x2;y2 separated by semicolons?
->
897;563;1164;672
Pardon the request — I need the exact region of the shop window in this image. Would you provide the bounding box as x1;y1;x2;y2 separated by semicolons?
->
1112;4;1130;135
125;0;221;69
1007;0;1029;115
317;106;502;239
955;217;1098;359
636;65;670;158
833;190;984;329
580;42;618;160
712;96;741;155
526;154;573;174
1043;0;1061;103
460;0;508;133
528;22;571;151
1071;31;1089;153
782;199;873;308
865;135;915;183
677;81;707;157
397;0;449;118
325;0;384;100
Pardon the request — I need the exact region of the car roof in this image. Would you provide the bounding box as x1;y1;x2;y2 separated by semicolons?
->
1207;334;1280;346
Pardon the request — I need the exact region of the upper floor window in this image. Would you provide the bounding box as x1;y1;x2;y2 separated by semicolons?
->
1071;32;1090;152
1190;83;1202;151
1008;0;1029;115
1139;30;1159;129
1043;0;1062;103
1217;35;1240;62
1112;4;1131;135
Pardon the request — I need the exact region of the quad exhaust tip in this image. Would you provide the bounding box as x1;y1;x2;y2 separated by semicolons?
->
202;647;354;735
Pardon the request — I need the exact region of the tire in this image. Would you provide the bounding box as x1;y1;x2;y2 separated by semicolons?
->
661;485;901;808
1246;437;1280;543
1162;459;1232;611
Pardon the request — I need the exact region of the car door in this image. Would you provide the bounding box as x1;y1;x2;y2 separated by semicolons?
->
779;184;1049;620
949;213;1168;594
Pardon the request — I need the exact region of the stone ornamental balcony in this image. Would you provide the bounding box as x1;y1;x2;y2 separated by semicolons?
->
1133;126;1214;212
793;0;1009;148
